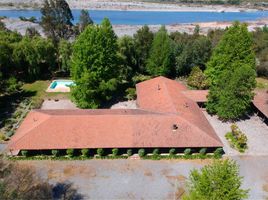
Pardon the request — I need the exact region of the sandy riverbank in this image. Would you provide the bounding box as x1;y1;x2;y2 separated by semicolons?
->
2;17;268;37
0;0;263;12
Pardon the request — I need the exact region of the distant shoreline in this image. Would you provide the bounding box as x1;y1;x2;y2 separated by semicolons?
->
0;0;265;13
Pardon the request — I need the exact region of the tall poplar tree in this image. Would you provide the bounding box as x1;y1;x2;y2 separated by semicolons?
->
71;18;119;108
205;22;256;120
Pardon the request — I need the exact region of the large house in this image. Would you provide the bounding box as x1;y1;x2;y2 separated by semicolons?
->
8;76;224;155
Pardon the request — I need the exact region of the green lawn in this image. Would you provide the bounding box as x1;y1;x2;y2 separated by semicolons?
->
22;80;71;108
256;77;268;89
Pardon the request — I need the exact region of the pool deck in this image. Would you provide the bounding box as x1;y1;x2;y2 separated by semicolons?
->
46;80;73;93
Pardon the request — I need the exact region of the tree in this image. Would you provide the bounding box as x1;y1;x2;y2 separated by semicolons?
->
40;0;74;43
13;36;56;80
146;26;175;76
58;39;72;72
79;9;93;32
25;27;40;38
205;22;256;120
187;66;208;89
118;36;137;81
133;25;154;73
183;159;249;200
175;35;212;76
71;18;120;108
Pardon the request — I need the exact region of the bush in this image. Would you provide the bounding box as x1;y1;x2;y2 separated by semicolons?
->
153;148;159;156
52;149;59;157
138;149;145;157
169;148;176;156
184;148;191;155
112;148;119;156
21;150;29;157
0;132;7;141
132;74;151;84
127;149;132;157
66;149;74;157
97;148;104;157
125;88;136;100
214;148;223;158
81;149;89;157
199;148;207;156
225;124;248;153
187;66;209;89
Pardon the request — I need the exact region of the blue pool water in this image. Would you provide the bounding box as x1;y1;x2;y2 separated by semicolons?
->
1;9;268;25
50;80;74;89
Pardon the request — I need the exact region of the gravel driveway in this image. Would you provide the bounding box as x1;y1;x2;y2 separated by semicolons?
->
19;157;268;200
203;111;268;156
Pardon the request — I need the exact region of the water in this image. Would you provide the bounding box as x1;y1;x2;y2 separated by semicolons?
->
50;80;74;89
1;9;268;25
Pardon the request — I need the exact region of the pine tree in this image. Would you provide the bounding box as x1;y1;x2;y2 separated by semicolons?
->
146;26;175;76
71;18;119;108
79;9;93;32
40;0;74;43
205;22;256;120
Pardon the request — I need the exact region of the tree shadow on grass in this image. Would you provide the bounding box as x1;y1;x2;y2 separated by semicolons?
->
0;90;36;129
52;182;84;200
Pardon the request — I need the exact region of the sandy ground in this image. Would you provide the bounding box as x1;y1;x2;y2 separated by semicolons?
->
0;0;261;12
203;110;268;156
2;18;268;37
18;156;268;200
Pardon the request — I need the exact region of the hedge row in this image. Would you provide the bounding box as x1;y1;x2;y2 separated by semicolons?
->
18;147;223;159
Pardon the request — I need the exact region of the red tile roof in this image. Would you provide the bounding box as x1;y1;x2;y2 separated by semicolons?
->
253;90;268;118
8;77;223;155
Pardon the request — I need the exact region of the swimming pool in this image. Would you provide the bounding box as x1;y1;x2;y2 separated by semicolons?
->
47;80;74;92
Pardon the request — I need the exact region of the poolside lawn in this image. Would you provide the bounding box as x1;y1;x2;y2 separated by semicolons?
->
22;80;71;108
256;77;268;89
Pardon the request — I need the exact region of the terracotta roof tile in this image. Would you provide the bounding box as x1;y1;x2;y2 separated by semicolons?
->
8;76;223;154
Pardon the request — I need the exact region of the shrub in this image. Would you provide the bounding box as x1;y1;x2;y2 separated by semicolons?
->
0;132;7;141
184;148;191;156
132;74;151;84
52;149;59;157
81;149;89;157
138;149;145;157
21;150;29;157
187;66;209;89
169;148;176;156
225;124;248;152
127;149;132;157
214;148;223;158
112;148;119;156
97;148;104;157
153;148;159;156
66;149;74;157
125;88;136;100
199;148;207;156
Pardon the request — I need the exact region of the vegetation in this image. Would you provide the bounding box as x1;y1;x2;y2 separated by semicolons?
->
146;26;175;76
187;66;209;89
182;159;249;200
205;22;256;120
40;0;74;43
79;9;93;32
66;149;74;157
71;18;120;108
138;149;146;157
225;124;248;153
81;148;89;157
51;149;59;157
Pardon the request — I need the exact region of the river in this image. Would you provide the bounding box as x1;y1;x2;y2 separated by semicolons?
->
1;9;268;25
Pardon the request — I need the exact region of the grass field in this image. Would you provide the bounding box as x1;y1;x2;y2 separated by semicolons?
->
256;77;268;89
22;80;71;108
